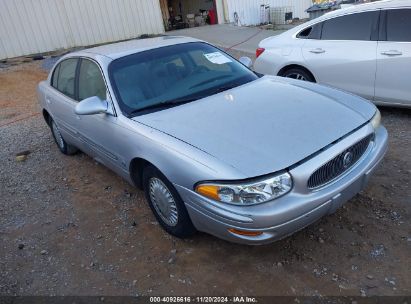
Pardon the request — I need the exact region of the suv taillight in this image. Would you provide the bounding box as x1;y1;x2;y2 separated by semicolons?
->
256;48;265;58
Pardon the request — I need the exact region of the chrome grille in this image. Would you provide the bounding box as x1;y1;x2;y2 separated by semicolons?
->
307;134;373;189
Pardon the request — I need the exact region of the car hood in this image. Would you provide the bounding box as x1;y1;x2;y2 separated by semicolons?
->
133;76;376;177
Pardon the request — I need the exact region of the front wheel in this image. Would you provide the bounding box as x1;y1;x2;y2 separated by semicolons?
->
282;68;315;82
143;166;196;238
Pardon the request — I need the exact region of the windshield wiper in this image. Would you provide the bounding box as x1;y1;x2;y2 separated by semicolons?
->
209;83;239;94
189;75;231;89
127;96;200;117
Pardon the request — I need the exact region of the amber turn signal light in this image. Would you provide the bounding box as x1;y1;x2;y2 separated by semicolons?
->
228;228;263;237
195;184;220;201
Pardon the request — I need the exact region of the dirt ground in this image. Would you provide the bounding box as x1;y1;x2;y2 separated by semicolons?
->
0;59;410;297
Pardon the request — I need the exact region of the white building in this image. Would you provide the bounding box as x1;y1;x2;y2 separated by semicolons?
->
0;0;164;60
0;0;312;60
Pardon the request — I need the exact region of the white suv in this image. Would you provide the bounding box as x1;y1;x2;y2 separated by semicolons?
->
254;0;411;108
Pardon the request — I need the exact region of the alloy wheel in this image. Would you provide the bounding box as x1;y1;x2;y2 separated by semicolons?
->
285;72;307;81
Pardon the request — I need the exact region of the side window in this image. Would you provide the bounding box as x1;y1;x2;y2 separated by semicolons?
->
78;59;107;101
386;9;411;42
56;58;78;99
321;11;377;41
51;64;60;88
297;22;323;39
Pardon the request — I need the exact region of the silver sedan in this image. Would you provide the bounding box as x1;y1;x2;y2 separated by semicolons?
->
37;36;388;245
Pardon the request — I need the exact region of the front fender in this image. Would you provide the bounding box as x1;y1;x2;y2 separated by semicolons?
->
121;117;247;190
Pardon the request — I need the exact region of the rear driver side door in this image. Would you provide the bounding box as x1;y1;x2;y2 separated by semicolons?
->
47;58;84;149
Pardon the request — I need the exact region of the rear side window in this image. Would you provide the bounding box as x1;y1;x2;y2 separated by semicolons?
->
321;11;377;41
51;64;60;88
386;9;411;42
297;23;323;39
52;58;78;99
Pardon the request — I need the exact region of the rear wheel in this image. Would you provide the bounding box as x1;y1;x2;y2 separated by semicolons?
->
143;166;196;238
50;119;78;155
282;68;315;82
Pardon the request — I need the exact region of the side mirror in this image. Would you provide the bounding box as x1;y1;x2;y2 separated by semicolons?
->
239;56;253;68
75;96;111;115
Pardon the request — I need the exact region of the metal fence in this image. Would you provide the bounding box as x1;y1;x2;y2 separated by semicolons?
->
270;6;294;25
226;0;311;26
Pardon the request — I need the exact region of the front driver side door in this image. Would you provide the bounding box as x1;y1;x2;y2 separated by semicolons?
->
75;58;128;175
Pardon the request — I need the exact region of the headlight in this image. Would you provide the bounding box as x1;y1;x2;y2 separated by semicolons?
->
370;109;381;129
195;172;292;205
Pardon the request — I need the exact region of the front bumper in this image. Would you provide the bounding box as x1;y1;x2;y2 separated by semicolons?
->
176;124;388;245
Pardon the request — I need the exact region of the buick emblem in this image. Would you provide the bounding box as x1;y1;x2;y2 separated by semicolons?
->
342;151;354;169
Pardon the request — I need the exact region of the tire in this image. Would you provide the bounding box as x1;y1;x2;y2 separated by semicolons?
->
50;119;78;155
281;68;315;82
143;166;196;238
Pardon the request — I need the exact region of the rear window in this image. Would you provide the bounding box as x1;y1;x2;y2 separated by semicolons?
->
321;11;377;41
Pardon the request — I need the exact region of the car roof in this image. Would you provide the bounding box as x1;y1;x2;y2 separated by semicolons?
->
288;0;411;33
81;36;202;60
318;0;411;20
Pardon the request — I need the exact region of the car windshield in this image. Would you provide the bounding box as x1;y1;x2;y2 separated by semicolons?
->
108;42;258;116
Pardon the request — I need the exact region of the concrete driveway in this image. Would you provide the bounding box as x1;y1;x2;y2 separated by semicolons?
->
167;24;284;57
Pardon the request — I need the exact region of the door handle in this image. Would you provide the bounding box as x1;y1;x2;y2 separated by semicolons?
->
381;50;402;56
309;48;325;54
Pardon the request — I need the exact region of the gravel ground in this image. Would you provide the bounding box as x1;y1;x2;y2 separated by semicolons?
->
0;58;410;297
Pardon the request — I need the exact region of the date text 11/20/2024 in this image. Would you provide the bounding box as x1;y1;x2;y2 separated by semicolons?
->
150;297;258;303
